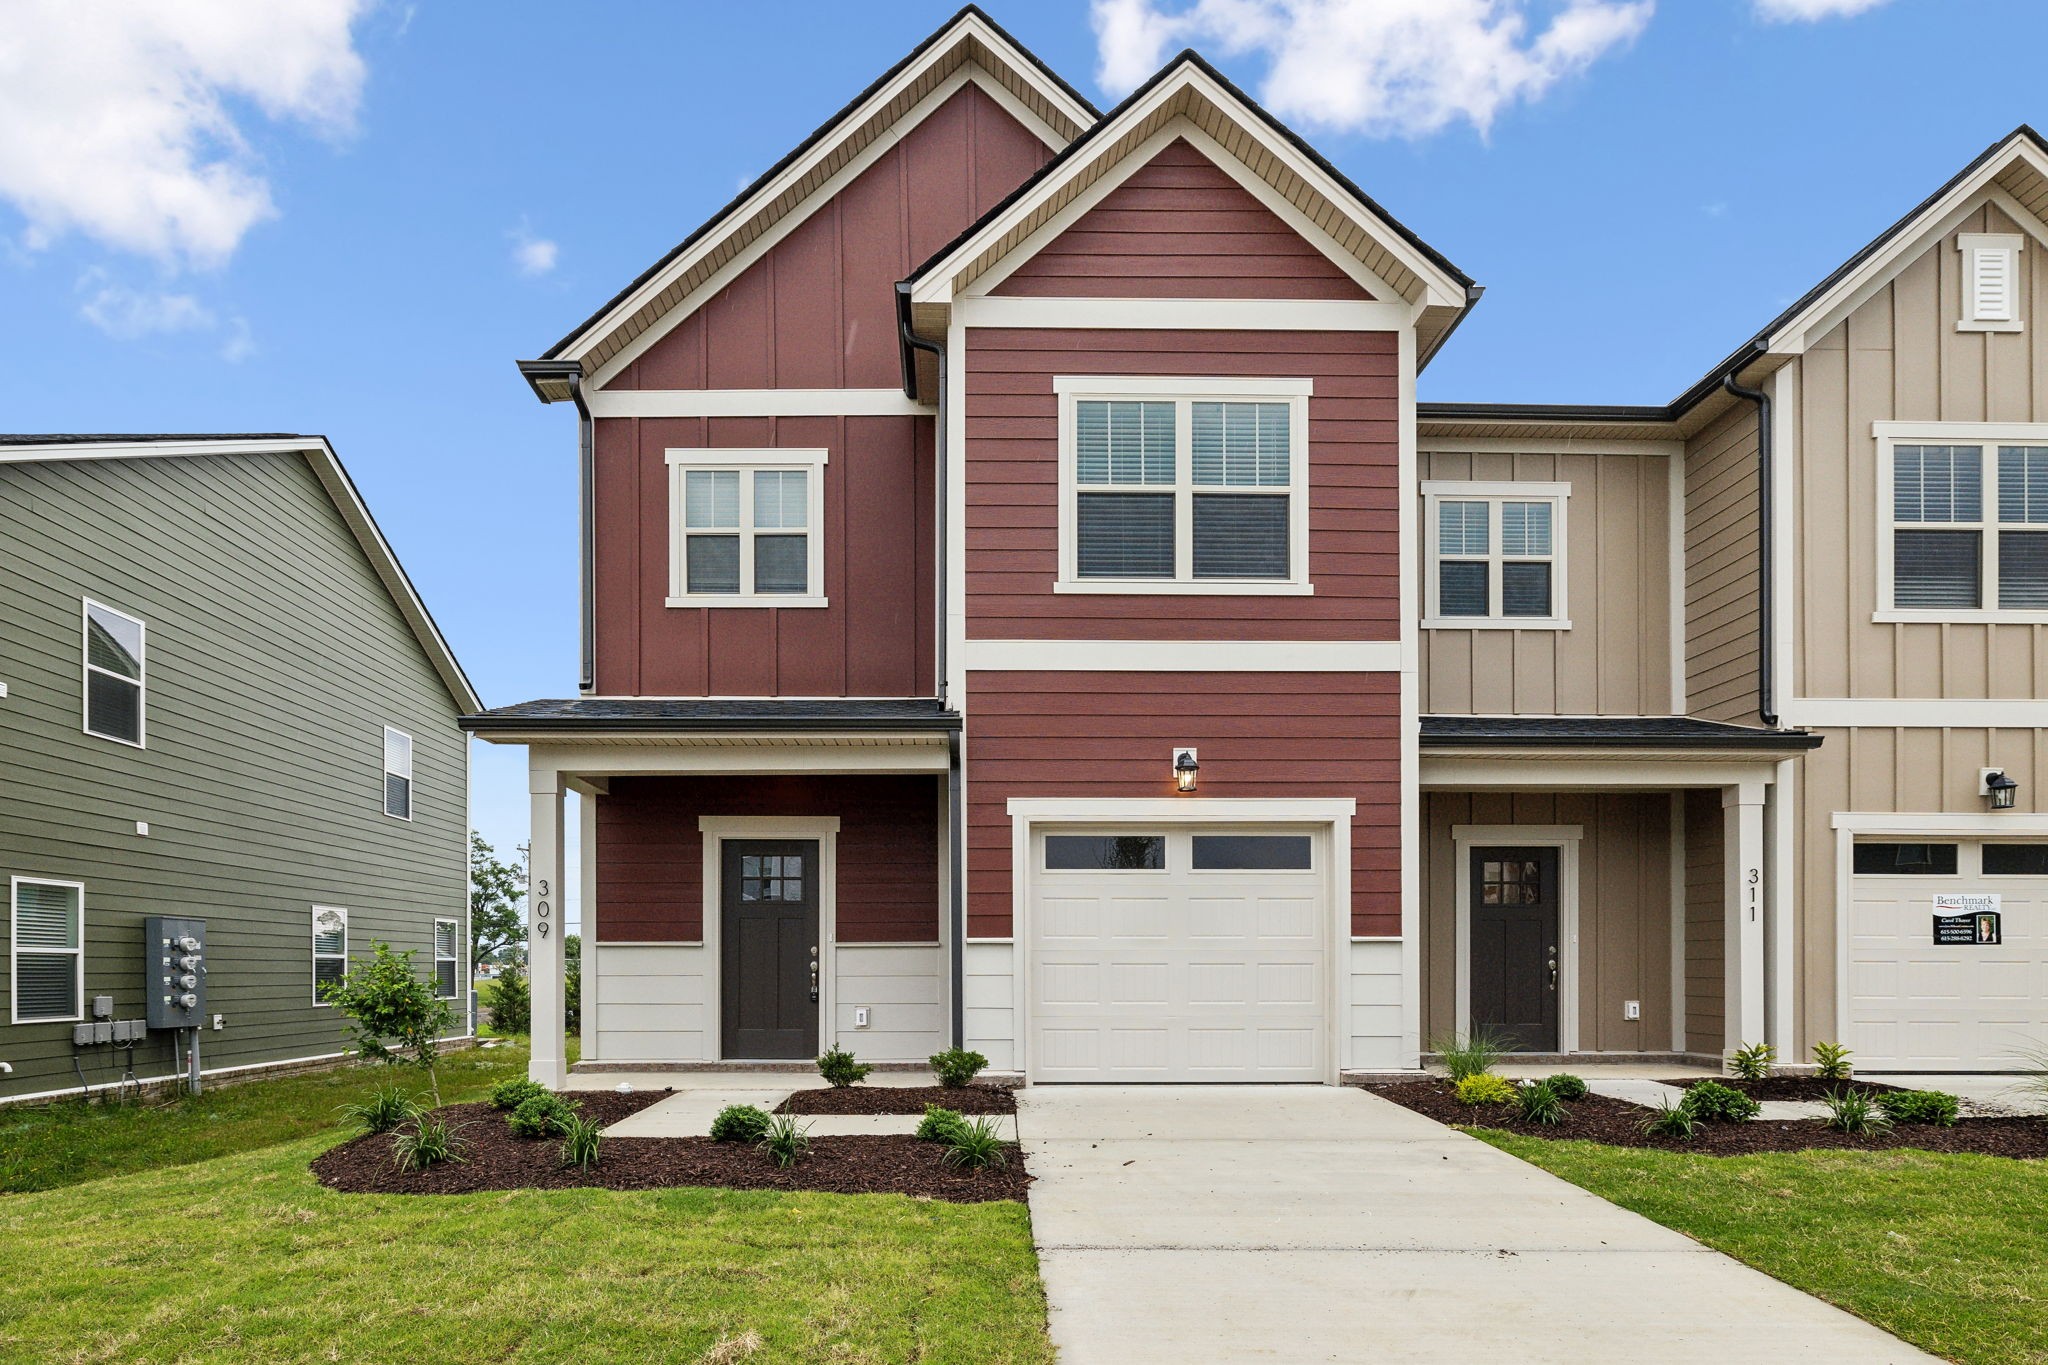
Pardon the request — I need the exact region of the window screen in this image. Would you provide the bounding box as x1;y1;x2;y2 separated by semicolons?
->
1501;562;1552;617
1190;835;1312;870
1894;529;1982;607
83;601;144;744
1078;493;1174;578
1851;843;1959;875
383;727;413;819
12;880;82;1022
1045;835;1166;870
1438;561;1489;616
1193;494;1289;578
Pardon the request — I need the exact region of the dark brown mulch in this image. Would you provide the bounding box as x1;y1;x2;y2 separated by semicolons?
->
1370;1080;2048;1159
777;1084;1015;1116
1657;1075;1904;1101
310;1099;1029;1203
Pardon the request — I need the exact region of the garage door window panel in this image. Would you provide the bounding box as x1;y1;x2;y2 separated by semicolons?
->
1190;835;1313;870
1045;835;1166;871
1983;843;2048;876
1852;842;1959;875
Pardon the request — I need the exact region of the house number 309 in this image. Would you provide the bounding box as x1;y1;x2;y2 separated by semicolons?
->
535;878;551;939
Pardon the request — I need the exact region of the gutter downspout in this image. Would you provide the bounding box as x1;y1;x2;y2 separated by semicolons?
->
1721;347;1776;727
566;370;596;695
898;284;965;1049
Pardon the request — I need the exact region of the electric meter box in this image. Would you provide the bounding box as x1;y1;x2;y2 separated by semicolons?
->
146;916;208;1030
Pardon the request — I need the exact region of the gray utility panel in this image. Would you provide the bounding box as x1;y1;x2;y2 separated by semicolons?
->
146;916;208;1030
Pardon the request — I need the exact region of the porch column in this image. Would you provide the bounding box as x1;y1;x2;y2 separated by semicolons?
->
1765;760;1797;1057
528;763;568;1089
1722;780;1767;1057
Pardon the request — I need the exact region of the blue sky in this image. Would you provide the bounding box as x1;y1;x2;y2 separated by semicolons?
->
6;0;2048;909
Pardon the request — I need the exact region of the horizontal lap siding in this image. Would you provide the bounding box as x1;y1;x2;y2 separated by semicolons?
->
965;671;1400;937
993;138;1371;300
964;328;1400;639
1684;402;1762;721
595;775;939;943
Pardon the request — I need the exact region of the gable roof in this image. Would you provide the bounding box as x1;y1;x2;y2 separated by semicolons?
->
0;434;481;712
519;6;1096;402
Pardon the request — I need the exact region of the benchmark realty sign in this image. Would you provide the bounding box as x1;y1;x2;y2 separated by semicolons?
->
1932;893;2002;945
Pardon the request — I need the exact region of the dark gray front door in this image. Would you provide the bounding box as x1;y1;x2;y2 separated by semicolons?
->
1469;846;1560;1052
721;840;819;1059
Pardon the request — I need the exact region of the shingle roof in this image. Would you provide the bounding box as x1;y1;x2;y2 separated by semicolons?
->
1421;715;1822;751
462;697;961;734
0;433;302;445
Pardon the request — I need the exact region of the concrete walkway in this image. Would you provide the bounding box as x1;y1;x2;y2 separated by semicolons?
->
1019;1085;1937;1364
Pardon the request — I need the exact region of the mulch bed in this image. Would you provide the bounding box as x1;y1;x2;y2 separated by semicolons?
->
777;1084;1015;1116
1656;1075;1904;1101
1371;1080;2048;1158
311;1096;1029;1203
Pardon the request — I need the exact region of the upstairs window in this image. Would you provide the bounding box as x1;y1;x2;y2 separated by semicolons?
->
1878;428;2048;618
383;727;413;820
433;918;459;1000
1055;378;1311;594
12;877;84;1024
665;449;827;607
1957;233;2023;333
1422;483;1570;628
82;599;145;746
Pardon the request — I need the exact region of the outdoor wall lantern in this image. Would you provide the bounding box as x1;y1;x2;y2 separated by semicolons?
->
1173;748;1199;793
1982;768;2019;810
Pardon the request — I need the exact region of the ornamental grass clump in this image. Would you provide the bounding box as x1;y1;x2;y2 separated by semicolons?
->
757;1115;813;1169
338;1085;423;1136
941;1116;1009;1171
709;1104;774;1144
1454;1073;1516;1106
1728;1042;1777;1081
1823;1087;1893;1136
1811;1041;1854;1082
1514;1079;1569;1126
1876;1089;1959;1128
1638;1096;1701;1141
1431;1025;1516;1083
1683;1080;1761;1123
817;1046;872;1088
393;1113;469;1172
558;1113;604;1171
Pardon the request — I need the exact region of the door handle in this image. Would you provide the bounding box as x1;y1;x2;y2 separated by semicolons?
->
1547;947;1558;992
809;946;819;1004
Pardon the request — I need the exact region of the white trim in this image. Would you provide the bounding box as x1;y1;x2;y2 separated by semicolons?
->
1450;826;1583;1055
698;816;840;1063
1956;232;2024;332
80;598;145;749
1769;365;1797;714
1418;437;1683;457
382;725;414;822
1006;797;1356;821
1420;481;1571;630
587;388;931;418
433;916;460;1002
1767;759;1796;1055
957;638;1401;672
524;743;948;776
1668;792;1686;1053
311;905;347;1007
1397;324;1421;1068
1874;421;2048;622
1782;698;2048;727
10;876;85;1025
1669;443;1687;715
955;295;1409;331
665;448;828;607
1051;375;1314;398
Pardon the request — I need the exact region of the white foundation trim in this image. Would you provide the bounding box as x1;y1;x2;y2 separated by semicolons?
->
1450;824;1583;1055
697;816;840;1063
958;639;1400;672
1781;699;2048;727
589;389;930;418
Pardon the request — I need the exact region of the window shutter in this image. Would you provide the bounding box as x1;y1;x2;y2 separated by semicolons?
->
1971;245;2014;322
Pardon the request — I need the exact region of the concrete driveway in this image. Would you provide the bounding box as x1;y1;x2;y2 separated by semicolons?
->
1018;1085;1936;1364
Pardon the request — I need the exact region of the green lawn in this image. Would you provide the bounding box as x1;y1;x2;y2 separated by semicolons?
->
1479;1132;2048;1365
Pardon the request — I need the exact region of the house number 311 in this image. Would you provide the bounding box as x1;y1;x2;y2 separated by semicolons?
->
535;878;551;939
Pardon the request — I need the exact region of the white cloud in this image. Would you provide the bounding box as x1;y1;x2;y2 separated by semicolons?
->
77;267;253;360
510;222;559;277
1753;0;1889;19
0;0;370;269
1091;0;1653;139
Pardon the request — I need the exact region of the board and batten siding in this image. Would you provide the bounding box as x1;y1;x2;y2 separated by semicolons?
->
1683;789;1726;1055
0;452;466;1099
962;327;1401;640
964;670;1401;938
1420;448;1673;715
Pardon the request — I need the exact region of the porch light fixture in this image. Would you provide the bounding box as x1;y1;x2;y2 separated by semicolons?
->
1173;748;1199;794
1983;769;2019;810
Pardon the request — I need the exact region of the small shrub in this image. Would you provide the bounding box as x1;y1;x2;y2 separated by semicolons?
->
322;940;458;1105
757;1114;812;1169
709;1103;774;1144
917;1104;971;1144
1545;1073;1589;1101
929;1048;989;1088
1454;1073;1516;1106
1639;1097;1700;1140
483;969;531;1035
817;1046;872;1089
1728;1041;1777;1081
941;1116;1010;1170
508;1093;579;1139
1684;1080;1761;1123
558;1113;604;1170
488;1078;549;1112
1822;1087;1893;1136
1811;1041;1853;1082
339;1085;423;1135
1514;1079;1569;1126
392;1113;468;1171
1876;1089;1958;1128
1431;1025;1516;1082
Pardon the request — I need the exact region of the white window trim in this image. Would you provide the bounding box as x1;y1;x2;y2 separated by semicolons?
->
1957;232;2024;333
81;598;145;748
433;917;460;1000
1420;480;1572;630
312;905;347;1006
664;448;828;608
1873;422;2048;622
10;876;85;1025
382;725;414;821
1052;376;1313;596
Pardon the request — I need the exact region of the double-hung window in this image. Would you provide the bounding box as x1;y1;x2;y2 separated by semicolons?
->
383;727;413;820
433;918;459;1000
1421;482;1570;627
11;877;84;1024
1877;426;2048;618
313;906;347;1003
1055;378;1311;593
665;449;827;606
82;599;144;746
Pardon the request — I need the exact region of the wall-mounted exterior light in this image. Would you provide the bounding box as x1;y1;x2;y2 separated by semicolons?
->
1983;769;2019;810
1173;748;1199;794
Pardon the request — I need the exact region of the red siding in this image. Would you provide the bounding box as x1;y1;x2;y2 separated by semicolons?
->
994;139;1371;300
591;414;935;696
614;82;1052;392
965;671;1401;938
594;775;940;943
963;328;1400;639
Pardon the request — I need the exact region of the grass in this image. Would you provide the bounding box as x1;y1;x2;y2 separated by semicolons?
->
1477;1132;2048;1365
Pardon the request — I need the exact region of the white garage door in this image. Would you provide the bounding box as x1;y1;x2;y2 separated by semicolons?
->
1027;826;1329;1082
1847;838;2048;1070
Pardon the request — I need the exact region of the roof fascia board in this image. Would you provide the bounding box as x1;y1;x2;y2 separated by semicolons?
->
1417;435;1682;456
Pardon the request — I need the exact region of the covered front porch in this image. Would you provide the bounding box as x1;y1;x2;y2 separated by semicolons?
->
1419;716;1822;1066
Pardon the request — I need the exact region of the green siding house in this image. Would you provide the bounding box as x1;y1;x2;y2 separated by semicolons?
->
0;435;479;1102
